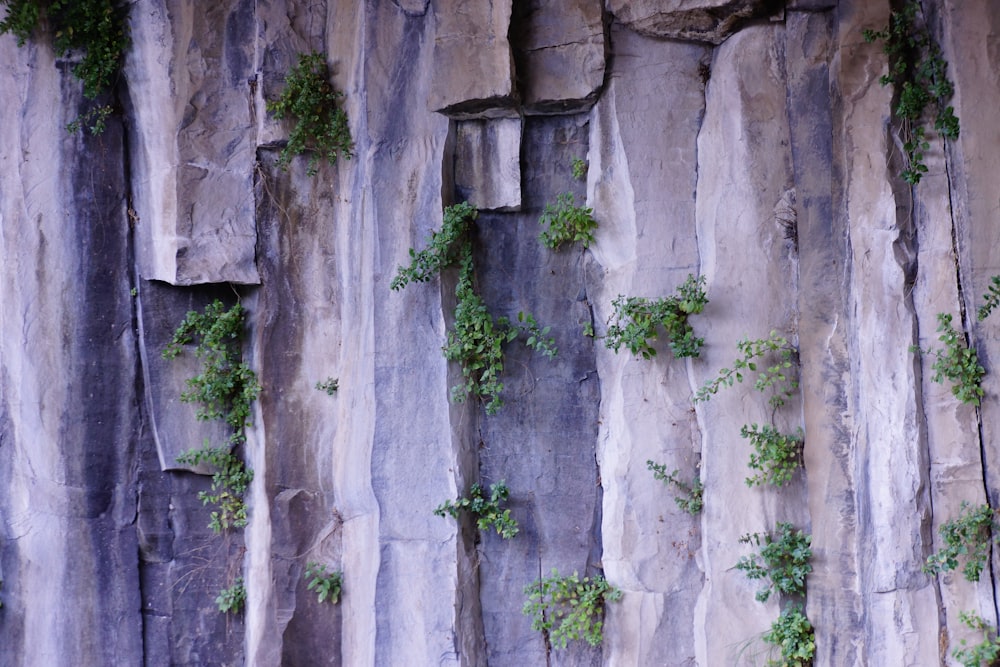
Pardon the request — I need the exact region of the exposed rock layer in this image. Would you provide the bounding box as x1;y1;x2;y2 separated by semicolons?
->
3;1;1000;665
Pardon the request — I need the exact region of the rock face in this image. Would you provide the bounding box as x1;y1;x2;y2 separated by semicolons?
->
4;0;1000;665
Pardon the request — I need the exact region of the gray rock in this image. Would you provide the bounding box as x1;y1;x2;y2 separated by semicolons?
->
608;0;780;44
454;118;522;211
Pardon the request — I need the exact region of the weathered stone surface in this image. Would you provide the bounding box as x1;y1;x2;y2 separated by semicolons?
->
608;0;778;44
510;0;606;114
454;118;522;211
430;0;517;115
125;0;259;286
588;24;709;667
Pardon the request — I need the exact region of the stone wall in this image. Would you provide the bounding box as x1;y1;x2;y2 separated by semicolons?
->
2;0;1000;665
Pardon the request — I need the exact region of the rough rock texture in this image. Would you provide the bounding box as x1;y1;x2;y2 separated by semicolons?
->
6;0;1000;665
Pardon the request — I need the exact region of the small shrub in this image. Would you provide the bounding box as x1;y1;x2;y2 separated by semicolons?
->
736;523;812;603
538;192;597;251
924;502;996;582
216;578;246;614
571;157;587;181
646;460;703;515
695;332;797;409
393;202;555;414
741;424;804;488
605;274;708;360
913;313;984;405
267;51;352;176
316;377;339;395
163;300;261;441
979;275;1000;322
763;604;815;667
863;1;959;184
435;480;518;539
304;562;343;604
953;611;1000;667
177;444;253;533
522;570;622;648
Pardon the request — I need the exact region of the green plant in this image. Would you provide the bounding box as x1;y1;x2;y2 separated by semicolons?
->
763;604;815;667
522;570;622;648
316;377;339;395
924;502;997;582
741;424;804;488
695;332;798;409
913;313;985;405
434;480;518;539
953;611;1000;667
304;562;343;604
978;276;1000;321
863;1;959;184
571;157;587;181
163;300;261;441
646;460;703;515
538;192;598;251
605;274;708;360
0;0;128;134
177;444;254;533
736;523;812;603
392;202;556;414
267;51;352;176
216;577;246;614
65;103;113;135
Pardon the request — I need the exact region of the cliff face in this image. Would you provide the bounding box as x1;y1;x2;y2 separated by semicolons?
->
2;0;1000;665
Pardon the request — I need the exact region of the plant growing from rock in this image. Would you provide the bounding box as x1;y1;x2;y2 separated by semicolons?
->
924;502;997;582
304;562;343;604
216;577;246;614
605;274;708;360
267;51;352;176
646;460;703;515
538;192;598;251
522;569;622;649
762;604;815;667
434;480;518;539
0;0;128;134
978;275;1000;322
912;313;985;406
862;1;959;184
742;424;805;488
953;611;1000;667
736;523;812;603
695;331;798;409
571;157;587;181
392;202;556;414
316;377;339;395
176;444;254;533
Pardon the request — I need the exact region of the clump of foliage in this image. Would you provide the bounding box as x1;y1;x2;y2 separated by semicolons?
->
304;562;343;604
176;444;254;533
0;0;128;134
605;274;708;360
741;424;804;488
912;313;985;406
163;300;261;440
522;570;622;648
538;192;598;251
978;276;1000;322
763;604;815;667
862;1;959;184
267;51;352;176
216;577;246;614
435;480;518;539
695;332;798;409
392;202;556;414
571;157;587;181
316;377;339;395
924;502;997;582
736;523;812;603
646;460;703;515
953;611;1000;667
